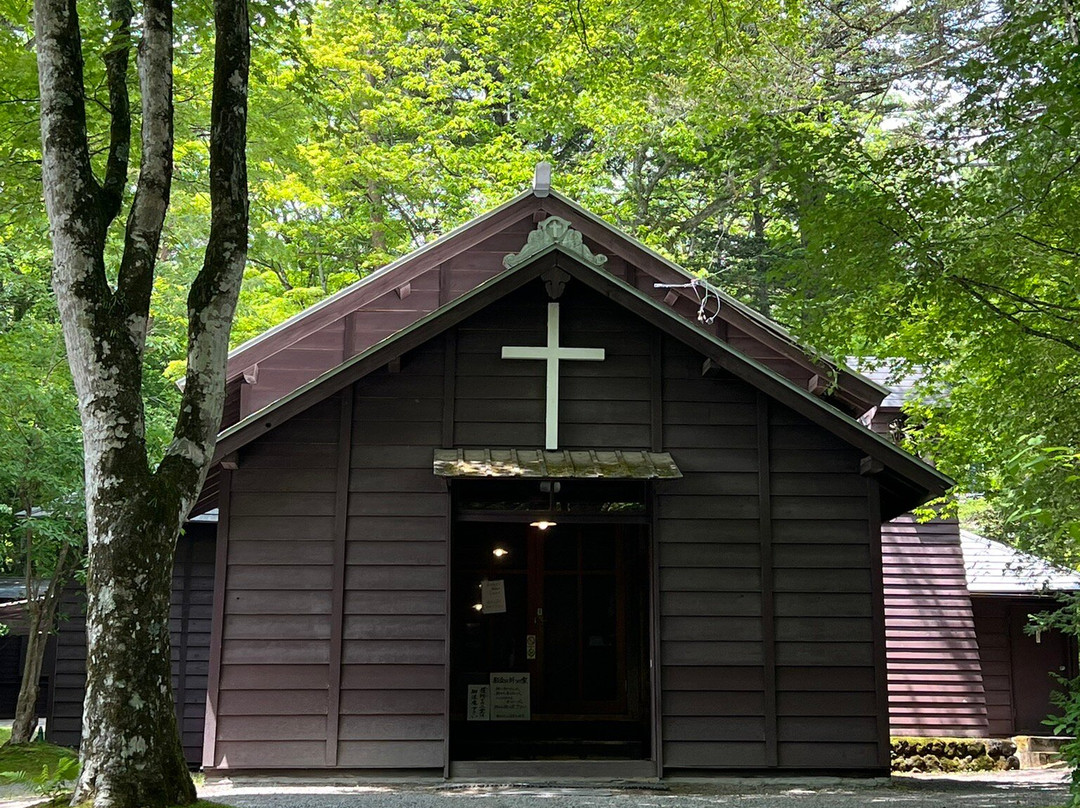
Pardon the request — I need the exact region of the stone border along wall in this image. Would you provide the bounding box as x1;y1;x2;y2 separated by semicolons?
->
891;737;1020;772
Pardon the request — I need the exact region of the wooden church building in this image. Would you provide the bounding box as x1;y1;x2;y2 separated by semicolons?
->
47;174;964;777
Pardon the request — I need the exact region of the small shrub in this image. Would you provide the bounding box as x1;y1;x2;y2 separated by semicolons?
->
1046;673;1080;806
0;754;80;799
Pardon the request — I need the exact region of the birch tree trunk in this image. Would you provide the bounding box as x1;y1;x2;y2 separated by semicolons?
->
32;0;249;800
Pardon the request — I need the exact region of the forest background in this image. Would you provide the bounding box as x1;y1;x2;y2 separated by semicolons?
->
1;0;1078;581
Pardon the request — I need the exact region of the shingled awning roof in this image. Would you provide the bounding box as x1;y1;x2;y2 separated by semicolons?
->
433;449;682;479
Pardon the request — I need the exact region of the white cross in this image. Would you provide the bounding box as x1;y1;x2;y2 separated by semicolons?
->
501;302;605;450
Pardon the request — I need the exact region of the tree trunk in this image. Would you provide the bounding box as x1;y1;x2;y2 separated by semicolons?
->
750;178;770;318
9;602;46;745
33;0;249;796
72;498;194;806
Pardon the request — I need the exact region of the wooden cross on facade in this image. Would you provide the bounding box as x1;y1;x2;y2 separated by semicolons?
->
502;302;605;450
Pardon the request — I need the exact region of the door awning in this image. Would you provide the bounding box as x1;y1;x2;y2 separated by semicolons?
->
433;448;682;479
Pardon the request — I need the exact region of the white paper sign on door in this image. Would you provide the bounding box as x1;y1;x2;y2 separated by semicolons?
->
490;672;530;721
467;684;490;721
481;579;506;614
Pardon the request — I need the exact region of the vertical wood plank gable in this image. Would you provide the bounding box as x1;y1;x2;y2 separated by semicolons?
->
442;332;457;448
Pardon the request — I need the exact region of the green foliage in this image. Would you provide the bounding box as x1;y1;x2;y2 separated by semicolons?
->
1018;599;1080;804
56;801;230;808
1045;668;1080;805
0;743;80;799
0;253;85;581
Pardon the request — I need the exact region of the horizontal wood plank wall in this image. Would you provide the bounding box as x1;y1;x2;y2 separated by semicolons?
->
340;346;449;769
44;588;85;748
213;395;341;769
969;598;1013;736
171;524;217;765
769;403;882;769
657;337;767;769
657;335;882;771
46;525;217;766
881;516;988;737
454;285;652;449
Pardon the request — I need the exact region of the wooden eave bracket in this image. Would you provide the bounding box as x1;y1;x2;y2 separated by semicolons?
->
220;452;239;471
396;282;412;300
242;364;259;385
387;356;402;374
663;290;680;306
860;456;885;476
807;374;830;396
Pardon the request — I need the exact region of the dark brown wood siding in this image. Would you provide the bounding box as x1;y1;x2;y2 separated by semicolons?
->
970;595;1078;737
210;395;341;768
210;280;888;772
882;516;988;737
338;346;448;769
211;360;451;770
44;587;85;749
46;523;216;765
656;334;882;770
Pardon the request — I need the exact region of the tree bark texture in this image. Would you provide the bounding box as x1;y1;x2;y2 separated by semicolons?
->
10;603;47;744
33;0;249;799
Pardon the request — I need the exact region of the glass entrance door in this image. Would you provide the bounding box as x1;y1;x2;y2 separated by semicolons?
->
449;518;650;760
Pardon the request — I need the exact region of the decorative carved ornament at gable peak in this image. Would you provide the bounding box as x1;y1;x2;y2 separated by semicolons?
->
502;216;608;270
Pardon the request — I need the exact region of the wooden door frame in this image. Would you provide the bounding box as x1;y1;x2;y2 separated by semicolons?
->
442;479;660;778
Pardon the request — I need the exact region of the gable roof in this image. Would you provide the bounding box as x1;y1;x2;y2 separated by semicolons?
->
220;187;888;419
212;240;952;519
961;529;1080;594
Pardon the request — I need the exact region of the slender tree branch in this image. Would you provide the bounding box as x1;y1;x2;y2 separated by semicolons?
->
156;0;249;508
1018;232;1080;259
100;0;132;223
951;277;1080;354
248;255;294;290
115;0;173;358
33;0;106;267
954;274;1080;321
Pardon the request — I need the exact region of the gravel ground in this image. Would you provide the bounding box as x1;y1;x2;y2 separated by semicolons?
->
0;770;1067;808
200;770;1072;808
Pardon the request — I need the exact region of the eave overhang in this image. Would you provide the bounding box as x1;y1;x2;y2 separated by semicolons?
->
217;188;887;415
212;244;952;518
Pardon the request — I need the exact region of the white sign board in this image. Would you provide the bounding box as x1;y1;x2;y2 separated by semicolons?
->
480;579;506;614
490;672;530;721
467;684;490;721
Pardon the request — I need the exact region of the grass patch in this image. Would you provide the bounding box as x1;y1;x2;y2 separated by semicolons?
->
0;726;11;744
53;802;231;808
0;740;78;777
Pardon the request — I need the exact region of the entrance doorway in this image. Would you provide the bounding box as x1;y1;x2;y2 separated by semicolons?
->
449;481;652;761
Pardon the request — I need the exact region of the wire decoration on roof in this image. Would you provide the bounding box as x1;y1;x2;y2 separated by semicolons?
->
654;280;722;325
